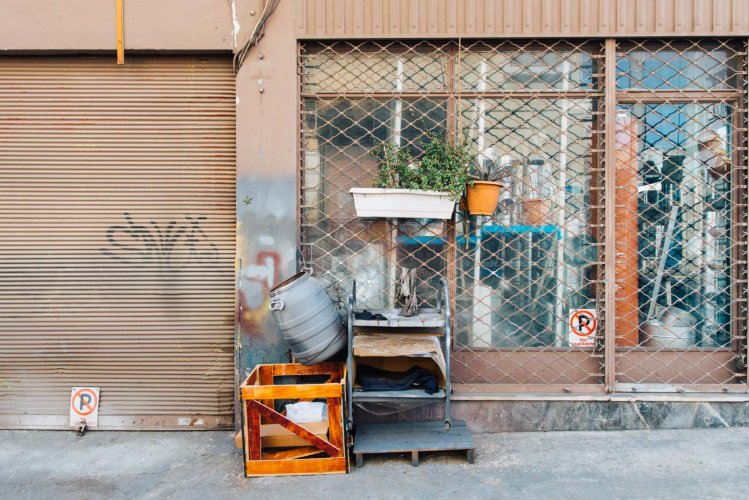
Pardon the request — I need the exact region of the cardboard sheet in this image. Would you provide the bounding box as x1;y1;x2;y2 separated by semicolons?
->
352;334;447;384
260;421;328;448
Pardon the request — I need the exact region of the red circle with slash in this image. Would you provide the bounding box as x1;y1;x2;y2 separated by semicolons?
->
71;388;98;417
570;310;597;337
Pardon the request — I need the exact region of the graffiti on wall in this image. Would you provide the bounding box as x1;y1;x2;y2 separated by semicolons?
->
244;250;281;291
238;247;282;339
101;212;219;267
236;176;296;353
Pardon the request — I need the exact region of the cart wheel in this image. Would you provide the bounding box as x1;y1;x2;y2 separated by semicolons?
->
444;421;451;431
466;449;475;464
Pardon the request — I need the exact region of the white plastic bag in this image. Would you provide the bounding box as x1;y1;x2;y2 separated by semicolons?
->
285;402;328;423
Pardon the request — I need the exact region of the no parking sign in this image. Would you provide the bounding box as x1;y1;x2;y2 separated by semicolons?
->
69;387;100;427
568;309;597;347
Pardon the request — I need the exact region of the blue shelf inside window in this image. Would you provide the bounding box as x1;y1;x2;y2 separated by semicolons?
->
395;225;561;248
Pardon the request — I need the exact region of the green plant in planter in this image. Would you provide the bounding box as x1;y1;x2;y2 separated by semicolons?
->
372;142;418;191
468;156;514;183
371;134;472;201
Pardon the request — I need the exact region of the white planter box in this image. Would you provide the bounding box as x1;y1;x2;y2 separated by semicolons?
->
350;188;455;219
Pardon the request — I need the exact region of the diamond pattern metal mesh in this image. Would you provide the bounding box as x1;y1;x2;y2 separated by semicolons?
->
613;40;747;388
302;41;449;95
452;92;605;384
458;40;596;91
301;94;448;309
299;39;748;391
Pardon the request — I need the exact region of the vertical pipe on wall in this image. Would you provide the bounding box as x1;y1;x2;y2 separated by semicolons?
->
116;0;124;64
388;59;406;307
446;45;459;338
471;59;490;347
394;58;404;147
554;60;571;346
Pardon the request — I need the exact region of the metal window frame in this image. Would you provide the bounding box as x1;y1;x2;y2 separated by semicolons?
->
610;38;749;394
298;38;749;396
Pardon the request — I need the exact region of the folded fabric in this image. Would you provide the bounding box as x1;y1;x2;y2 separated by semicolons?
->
356;364;439;394
354;310;387;321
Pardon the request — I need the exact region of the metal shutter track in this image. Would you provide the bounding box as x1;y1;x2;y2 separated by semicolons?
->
0;56;236;429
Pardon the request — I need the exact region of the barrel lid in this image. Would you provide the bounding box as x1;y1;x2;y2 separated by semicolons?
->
269;271;308;296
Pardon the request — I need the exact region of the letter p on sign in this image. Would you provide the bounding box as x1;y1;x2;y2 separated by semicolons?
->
568;309;597;347
70;387;100;427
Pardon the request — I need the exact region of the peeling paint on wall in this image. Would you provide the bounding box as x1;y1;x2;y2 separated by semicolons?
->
236;175;296;369
233;0;299;430
244;250;280;290
228;0;241;49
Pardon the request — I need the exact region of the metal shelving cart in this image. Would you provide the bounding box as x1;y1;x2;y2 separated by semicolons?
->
346;278;474;467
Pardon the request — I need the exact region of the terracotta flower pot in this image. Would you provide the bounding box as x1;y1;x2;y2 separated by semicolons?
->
465;181;502;216
521;198;552;225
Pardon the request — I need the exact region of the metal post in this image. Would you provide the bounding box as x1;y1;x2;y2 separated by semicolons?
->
471;59;490;347
234;258;243;433
116;0;125;65
388;59;405;308
442;278;452;428
745;38;749;391
554;60;572;346
346;287;355;431
604;39;618;392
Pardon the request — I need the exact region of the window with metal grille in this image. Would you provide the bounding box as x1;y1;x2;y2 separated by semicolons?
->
299;39;748;392
613;40;747;389
451;42;605;387
301;42;451;313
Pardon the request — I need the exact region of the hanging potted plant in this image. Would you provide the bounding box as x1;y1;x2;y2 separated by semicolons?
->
350;134;470;219
464;157;512;216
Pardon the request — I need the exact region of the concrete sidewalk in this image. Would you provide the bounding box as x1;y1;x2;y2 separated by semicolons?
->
1;428;747;499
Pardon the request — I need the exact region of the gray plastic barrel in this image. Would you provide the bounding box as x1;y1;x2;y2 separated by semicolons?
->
269;272;346;365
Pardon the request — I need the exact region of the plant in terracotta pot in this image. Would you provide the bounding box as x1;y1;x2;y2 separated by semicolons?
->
520;159;553;226
464;156;512;216
350;134;470;219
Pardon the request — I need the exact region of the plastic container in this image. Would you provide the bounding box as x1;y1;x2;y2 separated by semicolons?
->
642;306;698;349
349;188;455;219
465;181;503;216
285;402;328;423
269;272;346;365
521;198;552;225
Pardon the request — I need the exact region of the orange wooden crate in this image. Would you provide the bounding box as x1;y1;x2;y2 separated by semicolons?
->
239;362;348;477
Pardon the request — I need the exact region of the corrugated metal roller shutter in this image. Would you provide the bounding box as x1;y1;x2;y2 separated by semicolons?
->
0;56;236;429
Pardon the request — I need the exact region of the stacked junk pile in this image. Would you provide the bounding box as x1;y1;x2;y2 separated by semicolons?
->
237;270;474;477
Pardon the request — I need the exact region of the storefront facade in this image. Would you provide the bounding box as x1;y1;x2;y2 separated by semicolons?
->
1;1;748;430
300;36;747;395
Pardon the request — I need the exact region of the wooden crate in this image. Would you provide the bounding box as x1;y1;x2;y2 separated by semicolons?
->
239;362;348;477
